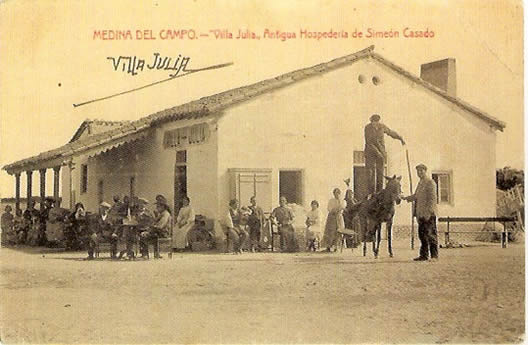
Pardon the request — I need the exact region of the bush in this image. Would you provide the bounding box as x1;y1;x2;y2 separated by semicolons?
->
496;167;524;191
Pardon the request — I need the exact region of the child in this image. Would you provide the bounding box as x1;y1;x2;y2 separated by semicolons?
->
239;206;251;252
26;213;41;246
305;200;322;251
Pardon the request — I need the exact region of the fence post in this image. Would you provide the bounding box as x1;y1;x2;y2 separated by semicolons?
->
445;217;450;246
502;221;508;248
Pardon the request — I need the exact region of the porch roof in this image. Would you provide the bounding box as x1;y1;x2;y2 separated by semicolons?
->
3;124;150;174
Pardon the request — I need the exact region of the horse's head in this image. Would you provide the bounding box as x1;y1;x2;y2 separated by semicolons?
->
383;175;402;205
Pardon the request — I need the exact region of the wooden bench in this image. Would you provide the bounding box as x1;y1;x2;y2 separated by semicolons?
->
437;216;516;248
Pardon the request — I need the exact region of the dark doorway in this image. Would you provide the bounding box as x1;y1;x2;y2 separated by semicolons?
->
353;150;387;201
174;150;188;216
279;170;303;205
353;166;369;201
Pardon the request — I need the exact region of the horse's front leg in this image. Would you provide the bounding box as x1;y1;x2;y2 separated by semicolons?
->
373;223;381;258
361;216;367;257
387;219;393;258
363;240;367;257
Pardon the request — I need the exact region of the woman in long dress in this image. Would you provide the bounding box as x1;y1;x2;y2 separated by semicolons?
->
322;188;347;252
305;200;322;251
172;196;195;251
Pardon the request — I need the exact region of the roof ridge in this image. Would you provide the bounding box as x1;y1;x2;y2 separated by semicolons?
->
3;45;506;173
88;119;130;125
148;45;375;126
369;52;506;129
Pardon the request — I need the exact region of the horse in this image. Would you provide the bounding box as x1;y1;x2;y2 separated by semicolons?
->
345;175;402;258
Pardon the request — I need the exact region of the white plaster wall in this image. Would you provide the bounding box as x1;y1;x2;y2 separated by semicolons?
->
216;57;498;226
64;155;99;212
60;123;218;219
131;123;218;220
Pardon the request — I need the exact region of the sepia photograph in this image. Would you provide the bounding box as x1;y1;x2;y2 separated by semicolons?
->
0;0;524;343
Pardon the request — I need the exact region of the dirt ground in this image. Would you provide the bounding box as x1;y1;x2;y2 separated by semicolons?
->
0;240;524;344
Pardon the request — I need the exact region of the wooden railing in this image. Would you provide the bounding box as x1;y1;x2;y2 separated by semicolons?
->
437;217;516;248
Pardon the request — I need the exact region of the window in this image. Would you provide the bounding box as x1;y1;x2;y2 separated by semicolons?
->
353;151;365;165
432;172;453;204
80;164;88;194
353;150;388;167
163;123;209;148
176;150;187;164
279;170;303;205
372;76;381;85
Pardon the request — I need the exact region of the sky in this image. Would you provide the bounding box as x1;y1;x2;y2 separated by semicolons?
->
0;0;524;198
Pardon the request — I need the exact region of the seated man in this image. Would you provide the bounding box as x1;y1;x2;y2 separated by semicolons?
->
247;196;265;252
222;199;248;254
118;217;138;260
271;196;298;252
140;198;171;259
85;202;113;260
136;198;156;259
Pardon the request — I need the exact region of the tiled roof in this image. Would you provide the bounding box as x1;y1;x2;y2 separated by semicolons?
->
3;45;505;173
69;119;130;142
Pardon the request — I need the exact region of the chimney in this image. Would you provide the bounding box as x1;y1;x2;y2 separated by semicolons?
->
420;58;456;97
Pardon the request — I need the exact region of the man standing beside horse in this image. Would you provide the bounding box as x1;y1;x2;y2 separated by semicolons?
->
364;114;406;197
403;164;439;261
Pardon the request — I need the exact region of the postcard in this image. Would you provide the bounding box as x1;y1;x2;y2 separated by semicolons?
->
0;1;524;343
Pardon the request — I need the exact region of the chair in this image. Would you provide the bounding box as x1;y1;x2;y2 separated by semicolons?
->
94;242;101;258
269;220;283;252
222;224;239;253
338;228;359;253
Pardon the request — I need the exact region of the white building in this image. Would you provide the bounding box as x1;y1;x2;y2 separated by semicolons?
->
3;46;505;241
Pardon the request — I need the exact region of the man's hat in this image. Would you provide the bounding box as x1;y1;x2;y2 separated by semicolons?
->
370;114;381;121
155;196;169;210
155;194;168;205
415;163;428;171
100;202;111;208
137;197;149;205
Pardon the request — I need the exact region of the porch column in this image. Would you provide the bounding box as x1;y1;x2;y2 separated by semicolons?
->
68;161;76;209
15;173;21;212
53;166;60;201
39;168;46;206
26;170;33;208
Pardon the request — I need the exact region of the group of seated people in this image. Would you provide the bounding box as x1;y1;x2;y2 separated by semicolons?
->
81;194;173;260
0;195;174;260
221;184;359;254
222;196;267;254
0;198;58;247
1;179;360;256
